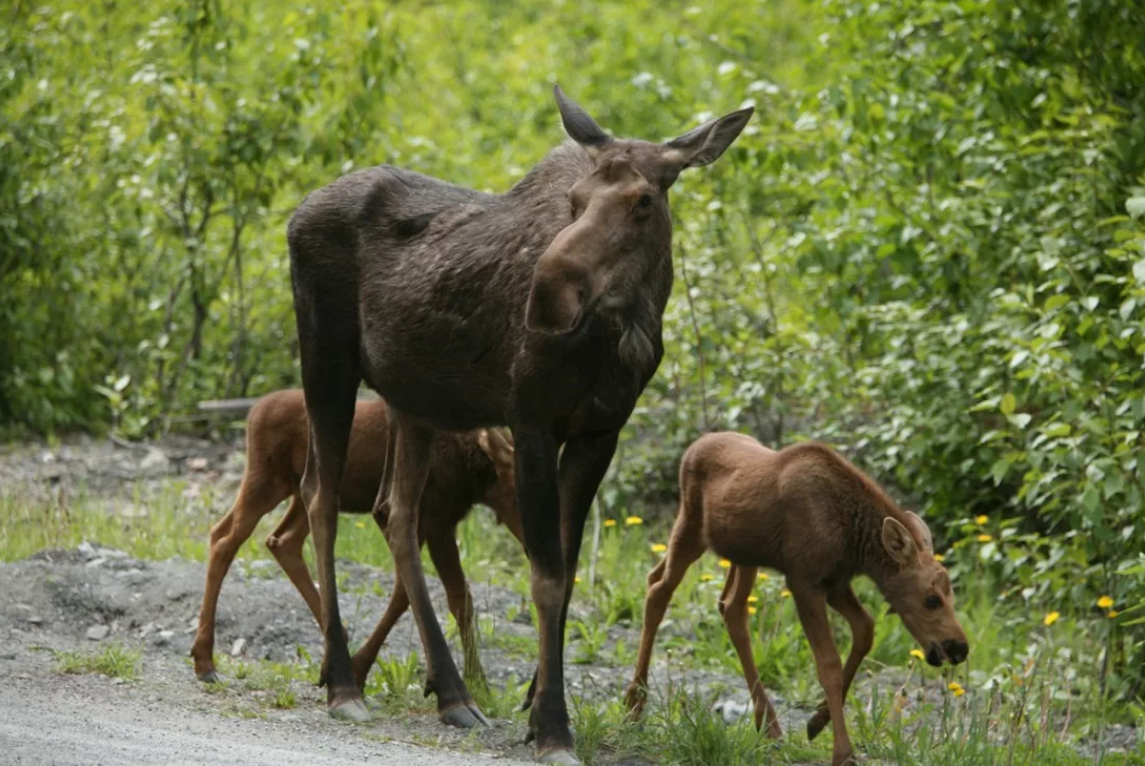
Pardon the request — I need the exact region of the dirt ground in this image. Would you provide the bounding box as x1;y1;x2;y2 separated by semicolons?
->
0;434;1139;764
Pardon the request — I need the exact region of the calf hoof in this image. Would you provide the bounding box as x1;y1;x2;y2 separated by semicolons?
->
623;684;646;721
196;668;221;684
537;747;581;766
329;696;370;723
440;702;491;729
831;749;858;766
807;709;829;741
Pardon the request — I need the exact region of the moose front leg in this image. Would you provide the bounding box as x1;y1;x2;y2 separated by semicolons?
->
514;427;580;765
792;584;855;766
807;583;874;742
522;429;620;713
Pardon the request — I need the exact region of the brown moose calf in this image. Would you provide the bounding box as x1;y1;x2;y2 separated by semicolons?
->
190;389;523;691
625;433;969;766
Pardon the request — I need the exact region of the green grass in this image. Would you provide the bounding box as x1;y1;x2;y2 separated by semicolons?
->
51;643;142;680
5;487;1144;764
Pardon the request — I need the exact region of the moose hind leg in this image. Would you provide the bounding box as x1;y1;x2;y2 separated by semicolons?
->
293;264;364;720
385;413;487;729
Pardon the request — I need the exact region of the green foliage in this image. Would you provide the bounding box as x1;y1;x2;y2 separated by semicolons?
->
50;642;142;680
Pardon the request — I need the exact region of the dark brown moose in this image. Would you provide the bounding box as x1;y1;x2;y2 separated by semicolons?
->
287;85;751;763
624;433;969;766
189;390;522;690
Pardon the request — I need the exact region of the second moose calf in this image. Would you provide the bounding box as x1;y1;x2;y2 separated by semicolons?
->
190;390;523;695
625;432;969;766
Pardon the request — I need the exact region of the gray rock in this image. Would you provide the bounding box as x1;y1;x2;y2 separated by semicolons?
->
231;638;247;657
86;624;110;641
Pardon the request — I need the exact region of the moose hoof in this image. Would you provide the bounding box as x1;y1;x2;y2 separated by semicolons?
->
194;666;220;684
440;702;491;729
807;710;829;742
329;697;370;722
537;747;581;766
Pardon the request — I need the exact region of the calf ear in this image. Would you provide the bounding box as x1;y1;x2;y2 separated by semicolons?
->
665;106;754;169
903;511;934;553
882;517;920;565
526;263;587;334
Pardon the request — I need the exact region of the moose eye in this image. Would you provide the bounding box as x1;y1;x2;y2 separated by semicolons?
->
924;595;942;611
636;194;653;209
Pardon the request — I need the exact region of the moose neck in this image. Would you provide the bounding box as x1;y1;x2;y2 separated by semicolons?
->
839;474;912;588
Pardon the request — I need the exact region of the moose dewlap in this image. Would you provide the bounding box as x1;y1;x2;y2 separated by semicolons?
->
625;432;969;766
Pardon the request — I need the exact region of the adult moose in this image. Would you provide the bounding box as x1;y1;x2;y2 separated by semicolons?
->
288;85;751;764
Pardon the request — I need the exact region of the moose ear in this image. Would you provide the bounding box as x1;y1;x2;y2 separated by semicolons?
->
882;517;920;566
665;106;754;169
903;511;934;553
554;84;611;150
526;260;588;334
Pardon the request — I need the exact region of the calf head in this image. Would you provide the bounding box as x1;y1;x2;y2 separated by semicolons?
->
525;85;753;337
879;512;970;667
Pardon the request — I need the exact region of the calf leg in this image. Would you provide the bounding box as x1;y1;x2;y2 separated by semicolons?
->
265;496;322;627
384;413;486;729
624;507;705;720
720;565;781;738
191;476;287;682
806;584;874;741
791;584;854;766
426;531;487;691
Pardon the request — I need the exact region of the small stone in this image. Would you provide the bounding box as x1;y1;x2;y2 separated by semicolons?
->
14;604;33;612
77;541;96;559
231;638;247;657
139;448;170;472
40;451;56;464
187;457;209;472
138;623;156;638
25;616;43;625
86;624;110;641
86;557;106;568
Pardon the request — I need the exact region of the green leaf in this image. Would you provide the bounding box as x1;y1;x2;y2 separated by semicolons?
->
1043;423;1071;437
1000;393;1016;415
1127;197;1145;219
1134;258;1145;284
1008;413;1032;429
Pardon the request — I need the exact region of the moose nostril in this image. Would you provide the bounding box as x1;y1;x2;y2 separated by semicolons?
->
925;643;943;667
944;640;969;665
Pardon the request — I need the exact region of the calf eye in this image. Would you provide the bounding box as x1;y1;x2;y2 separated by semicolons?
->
924;595;942;611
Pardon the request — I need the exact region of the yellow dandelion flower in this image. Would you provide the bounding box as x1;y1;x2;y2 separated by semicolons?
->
355;520;366;529
1097;595;1114;610
603;519;617;528
757;572;770;581
748;606;758;615
933;553;946;562
625;516;643;527
910;649;925;661
947;682;965;697
780;589;792;599
747;595;759;604
1108;610;1119;619
700;573;714;582
974;515;988;525
574;577;581;584
651;543;668;554
718;558;732;569
1043;611;1060;626
977;534;993;543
